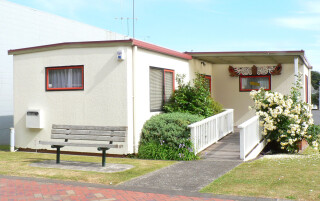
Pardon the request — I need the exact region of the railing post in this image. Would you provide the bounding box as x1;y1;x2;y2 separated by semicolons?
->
231;110;234;133
240;127;245;160
215;118;220;141
190;127;197;154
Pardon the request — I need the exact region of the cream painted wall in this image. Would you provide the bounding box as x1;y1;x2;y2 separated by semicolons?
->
212;64;296;125
13;46;130;154
132;48;190;153
188;59;216;98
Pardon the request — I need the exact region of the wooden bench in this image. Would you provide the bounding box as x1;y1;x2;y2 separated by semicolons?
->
39;124;127;167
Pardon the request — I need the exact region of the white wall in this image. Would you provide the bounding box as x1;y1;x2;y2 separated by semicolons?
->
132;48;190;153
212;63;296;125
0;0;127;139
13;46;130;154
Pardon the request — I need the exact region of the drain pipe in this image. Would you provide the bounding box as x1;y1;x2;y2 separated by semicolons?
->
10;128;16;152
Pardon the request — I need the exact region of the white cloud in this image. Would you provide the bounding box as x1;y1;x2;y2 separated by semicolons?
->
274;0;320;30
32;0;88;18
275;17;320;30
303;0;320;14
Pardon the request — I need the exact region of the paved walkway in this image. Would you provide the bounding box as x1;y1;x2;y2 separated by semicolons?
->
0;176;227;201
0;175;280;201
120;132;242;192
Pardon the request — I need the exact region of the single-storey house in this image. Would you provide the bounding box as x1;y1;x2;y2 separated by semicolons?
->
0;0;127;145
8;39;312;154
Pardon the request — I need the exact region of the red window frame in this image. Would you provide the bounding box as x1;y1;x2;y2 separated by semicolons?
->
46;65;84;91
239;75;271;92
164;69;175;102
149;67;175;112
305;75;308;103
204;75;211;93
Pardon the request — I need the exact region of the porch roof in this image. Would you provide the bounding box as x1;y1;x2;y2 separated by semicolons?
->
185;50;312;69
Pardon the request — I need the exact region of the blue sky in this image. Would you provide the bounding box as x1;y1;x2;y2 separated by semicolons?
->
7;0;320;71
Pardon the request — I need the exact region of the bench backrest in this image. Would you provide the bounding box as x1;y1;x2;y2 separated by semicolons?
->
51;124;127;142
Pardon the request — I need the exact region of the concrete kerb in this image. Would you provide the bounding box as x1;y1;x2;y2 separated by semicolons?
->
30;160;134;173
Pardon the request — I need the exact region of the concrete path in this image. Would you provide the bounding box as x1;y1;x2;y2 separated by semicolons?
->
120;131;242;192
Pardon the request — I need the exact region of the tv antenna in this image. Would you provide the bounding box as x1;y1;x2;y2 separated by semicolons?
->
114;0;137;38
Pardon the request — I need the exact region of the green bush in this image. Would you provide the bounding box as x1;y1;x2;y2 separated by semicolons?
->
306;124;320;148
138;112;203;160
163;73;223;118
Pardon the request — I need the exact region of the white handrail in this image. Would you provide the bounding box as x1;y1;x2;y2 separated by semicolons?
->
238;116;259;128
188;109;234;154
238;115;266;161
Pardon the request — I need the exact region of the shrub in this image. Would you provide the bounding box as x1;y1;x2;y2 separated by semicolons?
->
138;112;203;160
250;73;317;153
163;73;223;118
306;124;320;147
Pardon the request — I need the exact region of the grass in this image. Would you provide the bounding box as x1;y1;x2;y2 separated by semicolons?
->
0;150;175;185
201;147;320;200
0;145;9;151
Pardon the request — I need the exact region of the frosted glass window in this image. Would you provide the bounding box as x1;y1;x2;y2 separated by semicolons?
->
240;76;270;91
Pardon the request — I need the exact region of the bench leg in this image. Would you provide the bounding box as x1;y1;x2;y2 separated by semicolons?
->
57;147;61;164
102;149;106;167
52;145;64;164
98;147;109;167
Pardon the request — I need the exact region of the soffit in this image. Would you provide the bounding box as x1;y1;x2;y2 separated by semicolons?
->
190;55;302;65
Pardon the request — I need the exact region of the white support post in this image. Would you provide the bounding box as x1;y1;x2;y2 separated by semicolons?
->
294;57;299;82
10;128;15;152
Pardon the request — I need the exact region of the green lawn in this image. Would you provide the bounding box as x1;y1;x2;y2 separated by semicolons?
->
201;147;320;200
0;145;9;151
0;150;175;185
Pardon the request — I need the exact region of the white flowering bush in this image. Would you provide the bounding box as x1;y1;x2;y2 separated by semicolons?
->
250;73;318;153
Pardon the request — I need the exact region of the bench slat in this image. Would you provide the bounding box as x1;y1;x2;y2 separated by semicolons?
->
39;141;121;148
52;124;127;131
51;134;125;142
51;129;126;137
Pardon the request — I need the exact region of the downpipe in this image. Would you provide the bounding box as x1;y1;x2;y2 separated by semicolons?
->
10;128;17;152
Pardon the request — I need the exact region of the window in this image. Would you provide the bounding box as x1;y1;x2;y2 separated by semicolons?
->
239;75;271;91
149;67;175;111
46;66;84;91
203;75;211;93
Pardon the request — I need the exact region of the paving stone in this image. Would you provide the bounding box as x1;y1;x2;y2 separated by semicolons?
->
66;190;75;195
94;193;104;198
34;193;42;198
